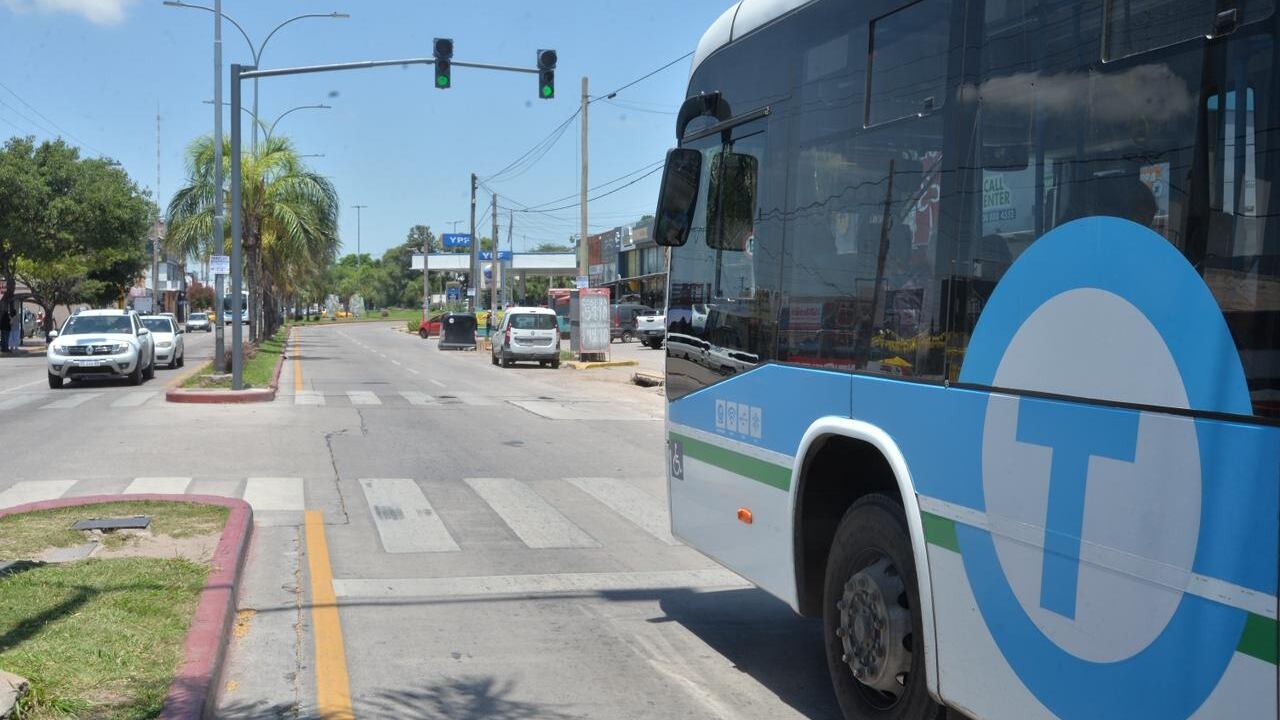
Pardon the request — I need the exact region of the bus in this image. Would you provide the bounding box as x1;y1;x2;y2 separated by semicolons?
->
222;290;248;324
653;1;1279;719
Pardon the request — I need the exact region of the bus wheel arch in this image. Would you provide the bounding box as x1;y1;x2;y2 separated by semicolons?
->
791;419;940;700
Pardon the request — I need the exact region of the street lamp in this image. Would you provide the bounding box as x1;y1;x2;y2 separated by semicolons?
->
163;1;348;152
203;100;331;141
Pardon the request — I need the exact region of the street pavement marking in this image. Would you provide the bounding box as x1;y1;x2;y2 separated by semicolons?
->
566;477;681;546
124;477;192;495
242;477;305;512
0;480;76;509
0;394;39;411
465;478;600;549
293;328;303;392
40;392;102;410
345;390;381;406
358;478;459;553
332;568;748;600
407;368;421;375
305;510;355;720
110;391;157;408
295;390;326;406
428;378;446;388
398;391;435;406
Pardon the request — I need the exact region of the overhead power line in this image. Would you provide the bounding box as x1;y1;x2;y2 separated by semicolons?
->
515;164;665;214
590;51;693;103
0;82;106;155
481;107;580;184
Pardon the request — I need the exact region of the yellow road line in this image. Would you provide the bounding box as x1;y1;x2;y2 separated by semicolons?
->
293;328;303;392
304;510;354;719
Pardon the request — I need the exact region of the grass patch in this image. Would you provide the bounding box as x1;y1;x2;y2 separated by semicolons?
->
0;557;209;719
182;325;290;390
0;501;228;559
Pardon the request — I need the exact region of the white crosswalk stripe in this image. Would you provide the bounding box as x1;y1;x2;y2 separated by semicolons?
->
124;477;192;495
295;390;325;406
346;390;381;406
398;391;435;406
242;477;305;512
0;394;39;411
110;391;158;408
41;392;102;410
465;478;599;549
359;478;459;553
0;480;76;509
566;477;681;546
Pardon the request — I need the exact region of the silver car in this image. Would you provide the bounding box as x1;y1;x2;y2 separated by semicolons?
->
186;311;211;332
141;315;185;368
46;309;156;388
491;307;561;368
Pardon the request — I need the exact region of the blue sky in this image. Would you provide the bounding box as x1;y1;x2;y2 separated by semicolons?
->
0;0;729;257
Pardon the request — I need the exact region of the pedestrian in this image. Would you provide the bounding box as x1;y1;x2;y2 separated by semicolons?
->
0;299;11;353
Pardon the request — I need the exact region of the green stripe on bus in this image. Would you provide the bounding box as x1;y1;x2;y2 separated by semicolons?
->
1237;613;1278;665
671;432;792;491
921;512;960;553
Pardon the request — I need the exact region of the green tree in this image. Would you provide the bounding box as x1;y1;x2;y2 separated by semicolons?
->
167;135;338;341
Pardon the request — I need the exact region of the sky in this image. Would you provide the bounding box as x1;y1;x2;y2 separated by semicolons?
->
0;0;730;258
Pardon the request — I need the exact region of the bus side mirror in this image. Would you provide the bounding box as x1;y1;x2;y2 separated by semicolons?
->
653;148;702;247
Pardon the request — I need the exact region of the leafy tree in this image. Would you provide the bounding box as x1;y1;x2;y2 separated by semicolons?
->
187;280;215;310
533;242;572;252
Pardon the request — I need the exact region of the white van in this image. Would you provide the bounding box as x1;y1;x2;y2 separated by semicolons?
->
491;307;560;368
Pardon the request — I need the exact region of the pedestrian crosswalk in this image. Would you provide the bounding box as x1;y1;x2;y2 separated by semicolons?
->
0;475;680;557
0;388;503;411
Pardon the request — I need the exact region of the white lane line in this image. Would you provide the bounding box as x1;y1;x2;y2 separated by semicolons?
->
0;394;39;411
0;480;77;509
110;391;158;408
465;478;599;549
346;391;381;406
566;477;681;546
124;477;192;495
0;378;49;394
333;569;748;599
428;379;446;388
390;359;403;367
295;390;326;406
407;368;421;375
359;478;459;553
398;391;436;406
242;477;305;512
41;392;102;410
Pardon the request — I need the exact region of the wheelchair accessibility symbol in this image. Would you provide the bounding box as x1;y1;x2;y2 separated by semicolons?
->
954;217;1257;719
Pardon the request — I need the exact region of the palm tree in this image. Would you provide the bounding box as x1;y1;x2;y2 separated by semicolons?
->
165;135;338;342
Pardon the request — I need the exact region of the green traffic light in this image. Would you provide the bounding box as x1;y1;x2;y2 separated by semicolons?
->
437;75;450;88
541;84;553;98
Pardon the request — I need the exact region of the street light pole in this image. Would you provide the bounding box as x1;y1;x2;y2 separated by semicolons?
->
230;63;248;389
352;204;367;316
212;0;225;372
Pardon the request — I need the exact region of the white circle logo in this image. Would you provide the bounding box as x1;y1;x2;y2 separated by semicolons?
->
980;288;1200;662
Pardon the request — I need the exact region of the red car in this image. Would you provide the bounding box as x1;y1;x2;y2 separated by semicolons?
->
418;313;444;339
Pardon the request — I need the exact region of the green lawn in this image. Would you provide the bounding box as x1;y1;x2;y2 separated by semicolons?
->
182;325;290;389
298;307;422;324
0;501;228;559
0;501;227;719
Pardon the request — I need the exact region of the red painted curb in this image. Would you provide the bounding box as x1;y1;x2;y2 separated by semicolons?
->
164;328;289;404
0;494;254;720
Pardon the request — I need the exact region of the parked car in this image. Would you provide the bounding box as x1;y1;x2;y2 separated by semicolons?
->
418;312;445;339
45;308;156;388
611;303;655;343
636;312;665;348
141;314;185;368
491;307;560;368
186;311;211;332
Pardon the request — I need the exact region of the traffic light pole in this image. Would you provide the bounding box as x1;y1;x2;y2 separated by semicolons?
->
469;173;478;312
228;51;549;387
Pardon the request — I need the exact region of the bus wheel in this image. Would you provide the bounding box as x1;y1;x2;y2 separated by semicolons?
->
823;495;942;720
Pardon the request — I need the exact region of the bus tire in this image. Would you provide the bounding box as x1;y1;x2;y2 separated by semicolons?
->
823;494;942;720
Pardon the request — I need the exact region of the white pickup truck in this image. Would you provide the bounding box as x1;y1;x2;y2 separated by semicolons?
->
636;312;665;349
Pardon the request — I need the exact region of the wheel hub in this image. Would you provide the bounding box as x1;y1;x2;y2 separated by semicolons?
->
837;556;912;697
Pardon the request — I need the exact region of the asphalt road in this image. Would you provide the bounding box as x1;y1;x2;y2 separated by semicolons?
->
0;321;839;720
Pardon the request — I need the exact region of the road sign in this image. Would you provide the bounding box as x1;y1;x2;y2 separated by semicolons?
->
442;233;472;249
210;255;231;275
575;275;589;289
446;286;461;301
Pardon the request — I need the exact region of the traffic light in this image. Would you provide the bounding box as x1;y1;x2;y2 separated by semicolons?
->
537;49;556;99
433;37;453;89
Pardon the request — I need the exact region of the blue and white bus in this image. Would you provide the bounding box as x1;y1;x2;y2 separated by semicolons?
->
222;290;248;325
654;1;1278;718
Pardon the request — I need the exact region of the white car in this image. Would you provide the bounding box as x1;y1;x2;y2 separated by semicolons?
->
141;315;185;368
491;307;561;368
46;309;156;388
186;311;211;332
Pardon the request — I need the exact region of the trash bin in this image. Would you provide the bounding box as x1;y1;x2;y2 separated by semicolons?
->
438;312;477;351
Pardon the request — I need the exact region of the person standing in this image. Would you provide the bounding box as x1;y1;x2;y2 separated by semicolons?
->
0;299;11;353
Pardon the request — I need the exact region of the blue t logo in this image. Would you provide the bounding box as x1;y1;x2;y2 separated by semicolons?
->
1016;399;1140;619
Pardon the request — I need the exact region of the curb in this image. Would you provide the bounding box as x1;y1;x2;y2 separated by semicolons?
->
0;494;254;720
564;359;640;370
164;329;288;404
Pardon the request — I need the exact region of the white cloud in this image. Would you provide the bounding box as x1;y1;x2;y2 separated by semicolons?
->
3;0;139;25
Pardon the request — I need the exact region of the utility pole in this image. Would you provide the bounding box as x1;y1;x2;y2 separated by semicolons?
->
422;226;430;322
153;108;162;313
490;192;499;312
579;76;589;281
351;204;366;316
468;173;478;311
507;210;514;304
212;0;226;372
